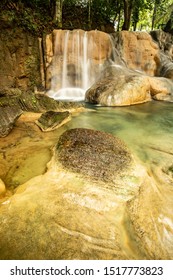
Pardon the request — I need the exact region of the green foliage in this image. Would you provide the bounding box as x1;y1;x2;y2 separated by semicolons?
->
0;0;54;35
0;0;173;33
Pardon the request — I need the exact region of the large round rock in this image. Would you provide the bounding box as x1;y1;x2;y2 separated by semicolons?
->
56;128;132;183
0;128;147;260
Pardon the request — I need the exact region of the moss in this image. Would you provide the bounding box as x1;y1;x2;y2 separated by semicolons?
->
0;91;84;113
56;128;132;184
25;55;40;89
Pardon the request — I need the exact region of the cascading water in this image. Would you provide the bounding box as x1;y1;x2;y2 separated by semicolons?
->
47;29;118;101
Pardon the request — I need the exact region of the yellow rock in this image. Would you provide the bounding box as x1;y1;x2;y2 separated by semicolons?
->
0;178;6;195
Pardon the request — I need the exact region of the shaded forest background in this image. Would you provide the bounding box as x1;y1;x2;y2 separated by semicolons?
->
0;0;173;35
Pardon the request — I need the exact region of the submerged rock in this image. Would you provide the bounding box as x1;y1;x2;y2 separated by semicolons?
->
0;106;22;137
35;110;71;131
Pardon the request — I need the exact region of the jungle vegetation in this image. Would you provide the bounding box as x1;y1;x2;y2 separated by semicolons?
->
0;0;173;34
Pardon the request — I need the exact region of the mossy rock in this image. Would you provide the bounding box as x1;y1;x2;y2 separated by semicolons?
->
0;105;23;137
0;91;84;112
35;110;71;131
56;128;133;184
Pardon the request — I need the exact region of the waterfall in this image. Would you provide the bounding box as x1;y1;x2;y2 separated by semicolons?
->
47;30;118;101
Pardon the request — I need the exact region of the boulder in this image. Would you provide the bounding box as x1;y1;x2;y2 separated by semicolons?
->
56;128;137;186
35;111;71;131
0;106;23;137
0;92;83;136
0;129;172;260
85;65;173;106
149;76;173;102
0;128;147;260
85;65;151;106
0;91;83;114
0;179;6;195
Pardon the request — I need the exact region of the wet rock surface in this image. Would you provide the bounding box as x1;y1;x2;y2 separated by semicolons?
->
0;106;23;137
0;91;84;136
35;110;71;131
0;112;173;260
85;65;151;106
0;91;83;113
85;65;173;106
0;179;6;196
0;128;147;260
112;31;160;76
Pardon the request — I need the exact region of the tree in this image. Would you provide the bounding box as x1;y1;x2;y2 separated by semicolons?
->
164;9;173;34
50;0;62;26
151;0;160;30
122;0;134;30
88;0;92;29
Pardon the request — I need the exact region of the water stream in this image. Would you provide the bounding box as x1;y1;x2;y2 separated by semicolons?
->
48;30;117;101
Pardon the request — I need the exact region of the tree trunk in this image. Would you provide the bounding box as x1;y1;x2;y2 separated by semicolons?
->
51;0;62;27
88;0;92;30
122;0;133;30
151;0;157;30
132;6;139;31
117;10;121;31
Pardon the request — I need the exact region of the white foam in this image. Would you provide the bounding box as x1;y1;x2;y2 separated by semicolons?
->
48;87;85;101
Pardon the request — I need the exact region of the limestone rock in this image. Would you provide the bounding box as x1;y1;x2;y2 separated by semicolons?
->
149;76;173;102
113;31;160;76
158;53;173;81
0;129;147;260
35;111;71;131
126;171;173;259
85;65;151;106
0;106;23;137
0;27;41;92
150;30;173;60
0;88;22;97
55;128;143;192
44;29;113;91
85;64;173;106
0;179;6;195
0;91;84;113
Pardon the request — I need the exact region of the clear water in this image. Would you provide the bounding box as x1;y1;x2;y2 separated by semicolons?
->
68;101;173;169
1;101;173;260
2;101;173;188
